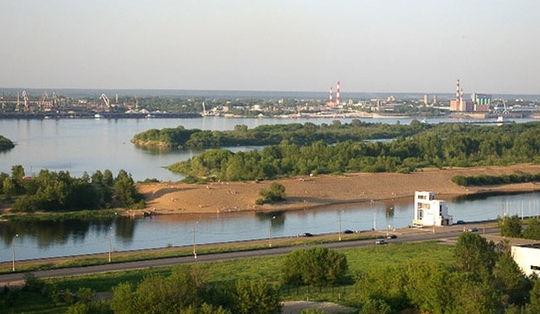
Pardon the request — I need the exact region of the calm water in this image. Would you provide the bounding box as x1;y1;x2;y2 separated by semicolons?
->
1;116;539;262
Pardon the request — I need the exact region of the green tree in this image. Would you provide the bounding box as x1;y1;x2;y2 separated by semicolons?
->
281;247;348;287
454;232;497;280
110;265;203;314
523;218;540;240
2;177;16;199
258;182;286;204
233;280;281;314
498;215;522;238
528;279;540;314
493;252;531;307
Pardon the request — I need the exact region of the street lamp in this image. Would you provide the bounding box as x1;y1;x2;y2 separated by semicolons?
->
108;227;113;263
193;221;198;259
338;211;343;241
12;233;19;272
269;216;276;247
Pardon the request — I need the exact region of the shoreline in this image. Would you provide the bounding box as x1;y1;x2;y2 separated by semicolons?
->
136;164;540;217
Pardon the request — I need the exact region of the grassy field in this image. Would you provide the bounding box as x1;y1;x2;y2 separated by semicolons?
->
1;241;455;313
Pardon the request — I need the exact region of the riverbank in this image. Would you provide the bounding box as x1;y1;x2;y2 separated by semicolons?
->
137;164;540;216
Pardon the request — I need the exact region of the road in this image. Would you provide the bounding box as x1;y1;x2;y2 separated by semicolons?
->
0;224;522;288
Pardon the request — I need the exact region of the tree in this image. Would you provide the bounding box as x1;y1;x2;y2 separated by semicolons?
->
493;252;531;307
258;182;286;204
281;247;348;287
454;232;497;280
523;218;540;240
110;265;203;314
528;279;540;314
233;280;281;314
498;215;522;238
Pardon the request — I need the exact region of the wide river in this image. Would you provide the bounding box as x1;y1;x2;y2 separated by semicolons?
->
1;116;539;262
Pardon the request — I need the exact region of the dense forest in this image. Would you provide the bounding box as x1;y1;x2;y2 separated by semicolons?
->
0;135;14;151
167;121;540;181
0;166;145;215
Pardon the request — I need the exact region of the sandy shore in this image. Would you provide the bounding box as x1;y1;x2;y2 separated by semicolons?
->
136;164;540;216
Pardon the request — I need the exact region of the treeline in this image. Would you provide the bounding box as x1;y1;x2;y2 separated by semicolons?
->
168;121;540;181
0;165;145;214
132;119;428;149
0;135;14;151
452;171;540;187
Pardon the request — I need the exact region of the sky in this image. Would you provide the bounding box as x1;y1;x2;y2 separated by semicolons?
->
1;0;539;94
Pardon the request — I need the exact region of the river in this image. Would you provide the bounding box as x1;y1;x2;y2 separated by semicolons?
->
1;116;539;262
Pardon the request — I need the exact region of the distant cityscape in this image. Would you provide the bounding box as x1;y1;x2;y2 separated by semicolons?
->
1;82;540;119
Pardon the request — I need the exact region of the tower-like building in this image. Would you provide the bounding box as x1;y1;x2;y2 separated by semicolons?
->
413;191;453;227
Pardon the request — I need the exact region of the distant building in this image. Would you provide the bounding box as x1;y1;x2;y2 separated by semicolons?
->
450;99;474;112
472;93;492;112
413;191;453;227
511;244;540;277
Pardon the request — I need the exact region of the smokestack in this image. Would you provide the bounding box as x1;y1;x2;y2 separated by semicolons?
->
336;81;340;105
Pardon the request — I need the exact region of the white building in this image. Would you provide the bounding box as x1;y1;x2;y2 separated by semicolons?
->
413;191;453;227
511;244;540;277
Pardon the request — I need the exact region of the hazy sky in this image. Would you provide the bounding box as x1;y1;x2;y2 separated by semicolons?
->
1;0;539;94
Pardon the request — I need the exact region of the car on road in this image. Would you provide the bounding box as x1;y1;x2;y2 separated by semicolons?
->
387;234;398;239
456;220;466;225
302;232;314;237
343;229;354;234
468;227;479;232
375;239;388;245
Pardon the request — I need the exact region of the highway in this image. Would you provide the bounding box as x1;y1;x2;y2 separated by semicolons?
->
0;224;517;288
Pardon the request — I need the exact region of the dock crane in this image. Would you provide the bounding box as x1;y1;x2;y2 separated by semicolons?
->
99;93;111;111
39;92;48;110
21;91;29;112
51;91;59;110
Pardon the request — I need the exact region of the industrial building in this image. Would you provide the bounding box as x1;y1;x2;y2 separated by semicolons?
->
449;79;492;112
412;191;453;227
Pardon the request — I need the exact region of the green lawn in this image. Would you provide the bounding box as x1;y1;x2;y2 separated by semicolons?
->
1;241;454;313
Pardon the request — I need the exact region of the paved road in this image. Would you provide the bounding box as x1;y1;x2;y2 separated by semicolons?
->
0;224;513;288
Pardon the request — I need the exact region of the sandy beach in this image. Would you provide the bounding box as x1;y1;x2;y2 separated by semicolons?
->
137;164;540;216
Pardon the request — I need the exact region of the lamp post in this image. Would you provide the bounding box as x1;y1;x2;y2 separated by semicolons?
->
12;233;18;272
269;216;276;247
338;211;343;241
193;221;198;259
108;228;112;263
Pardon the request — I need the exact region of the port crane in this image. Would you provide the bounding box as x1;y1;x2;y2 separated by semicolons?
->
17;90;29;112
99;93;111;111
39;92;48;110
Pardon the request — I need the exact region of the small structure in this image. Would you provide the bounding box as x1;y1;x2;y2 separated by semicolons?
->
412;191;453;227
511;244;540;277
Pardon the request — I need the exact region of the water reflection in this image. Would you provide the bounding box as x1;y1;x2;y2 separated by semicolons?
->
2;191;540;262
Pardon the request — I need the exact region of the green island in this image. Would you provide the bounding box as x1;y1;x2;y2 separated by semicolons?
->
0;135;14;151
131;120;426;149
0;166;144;221
165;121;540;182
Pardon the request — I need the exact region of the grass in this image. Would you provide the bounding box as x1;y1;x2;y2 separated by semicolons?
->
0;233;380;274
1;239;455;313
